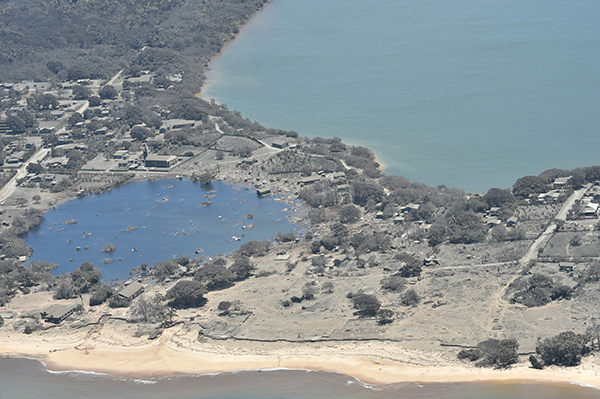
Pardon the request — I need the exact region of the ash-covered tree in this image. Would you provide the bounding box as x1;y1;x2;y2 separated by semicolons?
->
72;85;92;100
130;125;153;141
150;260;179;282
459;339;519;369
534;331;590;367
166;280;208;309
339;204;361;224
229;255;255;281
98;85;118;100
351;293;381;317
128;294;173;324
89;284;114;306
194;258;235;291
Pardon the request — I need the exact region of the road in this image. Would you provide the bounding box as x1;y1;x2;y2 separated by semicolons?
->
0;147;51;203
520;183;590;265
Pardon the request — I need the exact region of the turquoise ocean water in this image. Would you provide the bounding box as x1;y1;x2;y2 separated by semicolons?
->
203;0;600;193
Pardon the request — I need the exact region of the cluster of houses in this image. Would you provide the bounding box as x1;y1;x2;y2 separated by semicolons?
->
40;281;144;324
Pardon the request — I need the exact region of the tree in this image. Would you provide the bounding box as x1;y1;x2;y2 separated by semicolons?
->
166;280;208;309
27;163;44;174
31;94;59;110
15;198;28;208
484;188;515;208
72;85;92;100
350;180;384;207
98;85;118;100
197;172;213;185
513;175;547;198
89;285;114;306
128;294;172;324
351;293;381;317
475;339;520;369
339;204;361;224
536;331;590;367
6;115;26;134
0;314;3;327
53;281;75;300
47;61;64;74
67;66;88;81
88;96;102;107
68;112;84;127
229;256;255;281
130;125;153;141
215;151;224;160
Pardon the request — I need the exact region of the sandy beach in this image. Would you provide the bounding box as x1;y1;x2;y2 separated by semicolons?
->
1;322;599;389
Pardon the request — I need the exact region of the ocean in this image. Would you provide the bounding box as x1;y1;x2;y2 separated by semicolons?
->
0;358;598;399
202;0;600;193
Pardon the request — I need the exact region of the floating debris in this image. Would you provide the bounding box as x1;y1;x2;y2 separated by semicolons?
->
167;185;173;189
76;246;81;250
63;219;78;225
83;246;89;250
232;236;241;241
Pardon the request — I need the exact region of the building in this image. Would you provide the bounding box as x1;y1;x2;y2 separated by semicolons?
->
144;154;177;168
271;138;289;149
553;176;572;189
118;281;144;300
298;175;321;186
558;262;576;272
41;304;78;324
256;187;272;198
506;216;518;227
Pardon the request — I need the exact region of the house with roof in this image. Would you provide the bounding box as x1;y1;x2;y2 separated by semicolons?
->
118;281;144;301
41;303;79;324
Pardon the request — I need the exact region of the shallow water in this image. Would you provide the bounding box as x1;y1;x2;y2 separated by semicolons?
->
203;0;600;193
25;179;299;280
0;358;598;399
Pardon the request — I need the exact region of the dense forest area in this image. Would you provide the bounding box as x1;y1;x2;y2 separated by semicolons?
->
0;0;268;85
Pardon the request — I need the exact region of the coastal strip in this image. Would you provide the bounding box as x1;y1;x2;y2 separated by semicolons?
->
2;329;599;388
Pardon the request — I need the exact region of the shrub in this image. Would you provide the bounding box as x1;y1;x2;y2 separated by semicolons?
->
376;309;394;325
458;348;483;361
401;289;421;307
380;275;405;292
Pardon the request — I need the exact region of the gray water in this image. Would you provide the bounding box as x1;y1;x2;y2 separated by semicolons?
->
0;358;598;399
203;0;600;193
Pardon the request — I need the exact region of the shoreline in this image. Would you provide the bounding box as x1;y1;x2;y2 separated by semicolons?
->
1;331;599;389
